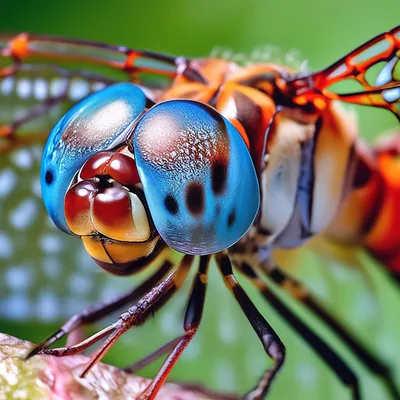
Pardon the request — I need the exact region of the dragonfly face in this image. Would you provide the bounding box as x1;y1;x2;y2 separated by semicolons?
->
41;84;260;273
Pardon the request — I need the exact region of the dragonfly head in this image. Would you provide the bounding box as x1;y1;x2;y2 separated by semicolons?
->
41;84;260;274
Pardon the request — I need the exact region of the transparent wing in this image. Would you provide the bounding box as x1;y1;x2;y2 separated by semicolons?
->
291;26;400;118
0;33;180;77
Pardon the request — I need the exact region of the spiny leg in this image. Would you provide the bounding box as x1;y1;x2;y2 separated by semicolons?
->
80;254;195;378
36;254;194;368
27;258;173;358
235;260;361;400
38;255;193;370
137;255;210;400
258;260;400;399
125;256;240;400
215;252;285;400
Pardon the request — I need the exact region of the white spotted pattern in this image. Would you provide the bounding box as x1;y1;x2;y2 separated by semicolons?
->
4;265;32;292
1;76;15;96
11;148;34;170
39;234;64;254
9;198;38;230
50;78;68;97
69;79;90;101
33;78;48;101
16;78;32;99
68;273;94;295
36;290;61;321
31;177;42;198
42;257;62;278
0;232;14;259
0;168;17;199
0;294;31;321
92;81;107;92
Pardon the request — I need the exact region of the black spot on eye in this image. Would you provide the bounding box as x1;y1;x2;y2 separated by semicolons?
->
228;210;236;228
211;160;227;195
164;195;179;215
186;182;204;216
45;170;53;185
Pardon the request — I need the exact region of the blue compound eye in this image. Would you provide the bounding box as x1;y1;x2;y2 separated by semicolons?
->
41;83;147;233
134;100;260;255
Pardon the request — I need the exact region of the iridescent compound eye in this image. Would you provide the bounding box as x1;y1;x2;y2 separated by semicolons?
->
40;83;147;233
134;100;260;255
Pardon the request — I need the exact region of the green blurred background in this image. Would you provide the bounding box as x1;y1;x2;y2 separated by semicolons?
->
1;1;400;399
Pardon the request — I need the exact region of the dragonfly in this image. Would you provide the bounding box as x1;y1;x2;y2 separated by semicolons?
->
0;26;399;400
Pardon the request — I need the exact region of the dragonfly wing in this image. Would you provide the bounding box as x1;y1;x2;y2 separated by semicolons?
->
291;26;400;118
0;33;186;150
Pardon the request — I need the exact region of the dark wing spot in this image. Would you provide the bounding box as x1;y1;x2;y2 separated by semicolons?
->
228;210;236;228
45;171;54;185
164;195;179;215
186;182;204;216
211;160;227;195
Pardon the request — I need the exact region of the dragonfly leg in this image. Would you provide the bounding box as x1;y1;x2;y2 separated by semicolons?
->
137;255;210;400
126;256;239;400
258;260;400;399
234;260;362;400
124;335;183;374
131;331;241;400
37;255;194;375
26;258;174;359
215;252;286;400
